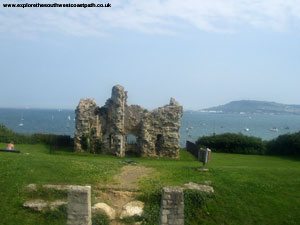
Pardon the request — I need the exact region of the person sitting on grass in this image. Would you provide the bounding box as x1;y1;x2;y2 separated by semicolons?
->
6;141;14;150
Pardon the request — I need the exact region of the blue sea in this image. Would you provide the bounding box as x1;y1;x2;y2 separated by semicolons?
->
1;108;300;147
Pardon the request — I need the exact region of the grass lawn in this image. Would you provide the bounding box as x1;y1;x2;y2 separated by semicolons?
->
0;143;299;225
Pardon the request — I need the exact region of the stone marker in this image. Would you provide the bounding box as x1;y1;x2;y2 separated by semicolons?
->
159;186;184;225
67;186;91;225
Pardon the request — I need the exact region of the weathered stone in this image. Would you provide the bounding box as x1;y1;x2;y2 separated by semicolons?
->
74;85;183;158
43;184;72;191
184;182;214;193
23;199;67;211
204;180;212;185
26;183;37;192
49;200;68;210
23;199;48;211
197;168;209;172
92;203;116;219
67;186;91;225
119;200;144;219
159;187;184;225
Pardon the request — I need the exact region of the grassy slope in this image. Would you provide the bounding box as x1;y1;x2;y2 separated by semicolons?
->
0;143;123;225
0;143;299;225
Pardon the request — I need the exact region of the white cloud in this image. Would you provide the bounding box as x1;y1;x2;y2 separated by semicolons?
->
1;0;300;37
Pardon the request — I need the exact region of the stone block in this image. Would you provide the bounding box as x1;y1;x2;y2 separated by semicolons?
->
67;186;91;225
159;186;184;225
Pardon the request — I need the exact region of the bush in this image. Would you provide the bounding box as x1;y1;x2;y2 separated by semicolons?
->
267;132;300;156
92;213;110;225
196;133;266;155
138;179;162;225
184;190;214;225
0;124;73;147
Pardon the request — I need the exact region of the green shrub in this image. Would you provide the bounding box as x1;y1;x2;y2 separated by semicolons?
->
138;180;162;225
267;132;300;156
196;133;266;155
121;215;143;224
184;190;214;225
92;213;110;225
0;124;73;147
41;205;67;221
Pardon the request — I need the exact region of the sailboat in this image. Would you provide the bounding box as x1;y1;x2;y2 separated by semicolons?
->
66;115;71;128
18;113;24;126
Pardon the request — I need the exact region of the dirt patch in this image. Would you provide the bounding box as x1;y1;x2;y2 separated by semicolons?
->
94;165;155;224
99;165;155;191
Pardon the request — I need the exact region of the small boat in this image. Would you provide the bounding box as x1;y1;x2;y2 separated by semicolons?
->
270;127;278;132
68;115;71;121
188;134;192;137
244;127;249;132
285;126;290;130
19;113;24;126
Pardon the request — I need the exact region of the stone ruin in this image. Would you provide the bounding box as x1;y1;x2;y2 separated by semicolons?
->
74;85;183;158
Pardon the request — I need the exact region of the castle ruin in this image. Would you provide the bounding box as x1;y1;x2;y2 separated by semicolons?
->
74;85;183;158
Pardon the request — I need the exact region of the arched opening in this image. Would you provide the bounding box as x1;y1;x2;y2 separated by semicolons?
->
125;134;139;156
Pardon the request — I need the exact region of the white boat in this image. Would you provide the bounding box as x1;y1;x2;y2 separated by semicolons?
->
18;123;24;127
270;127;278;132
244;127;249;132
68;115;71;120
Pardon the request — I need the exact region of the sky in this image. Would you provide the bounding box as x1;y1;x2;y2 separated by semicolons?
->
1;0;300;110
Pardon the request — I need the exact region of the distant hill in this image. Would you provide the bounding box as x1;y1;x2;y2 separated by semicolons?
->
203;100;300;115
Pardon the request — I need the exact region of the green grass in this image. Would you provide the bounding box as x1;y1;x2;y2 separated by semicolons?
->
0;143;299;225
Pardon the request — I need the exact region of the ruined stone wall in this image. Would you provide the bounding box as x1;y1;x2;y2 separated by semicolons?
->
139;98;183;158
99;85;127;157
74;99;100;153
74;85;183;158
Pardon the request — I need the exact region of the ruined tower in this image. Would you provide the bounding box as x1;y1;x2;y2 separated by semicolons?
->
74;85;183;158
